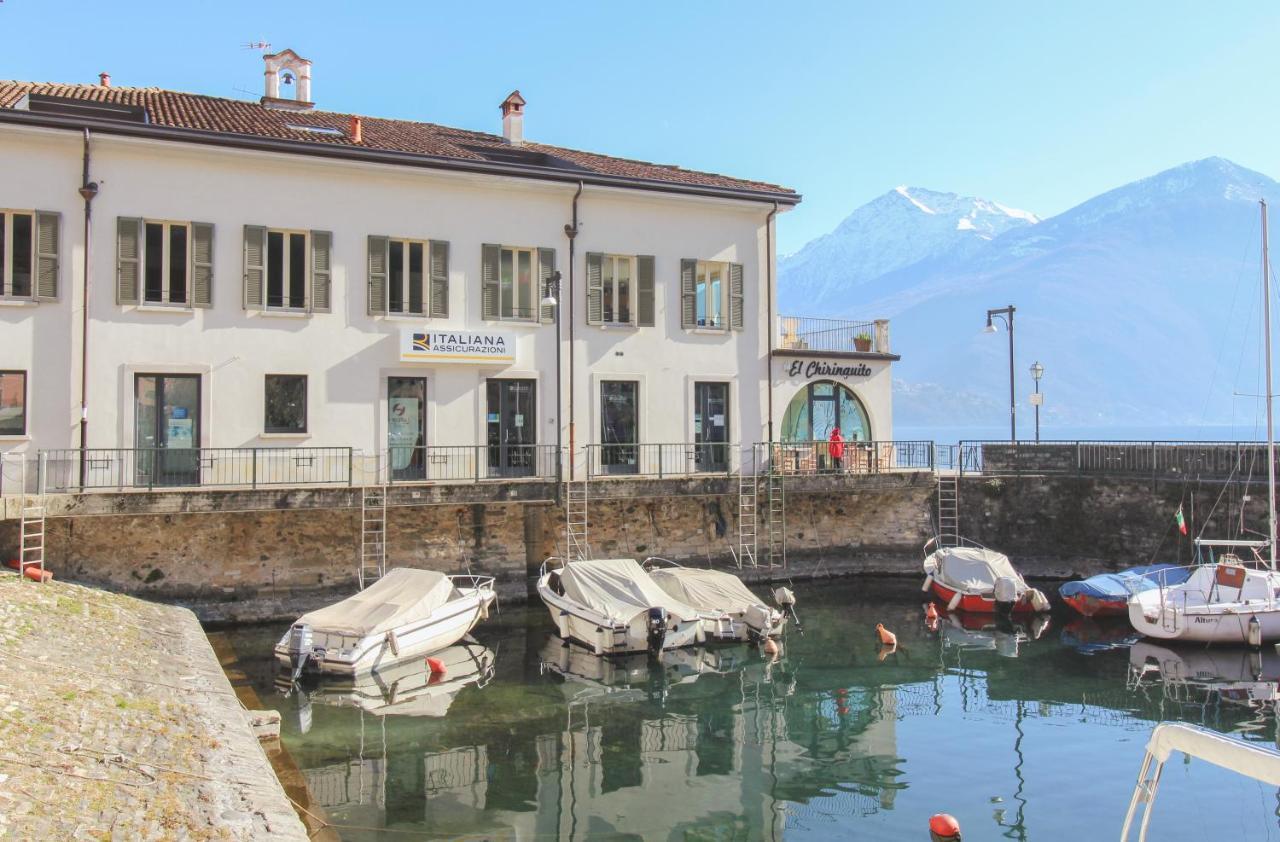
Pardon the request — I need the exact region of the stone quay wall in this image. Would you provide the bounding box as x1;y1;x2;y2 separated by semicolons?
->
3;469;1265;623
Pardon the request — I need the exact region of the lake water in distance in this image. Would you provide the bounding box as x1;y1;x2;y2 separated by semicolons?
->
224;577;1280;841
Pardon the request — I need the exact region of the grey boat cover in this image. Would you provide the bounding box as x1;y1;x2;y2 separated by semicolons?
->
934;547;1026;594
296;568;459;637
560;558;700;623
650;567;764;615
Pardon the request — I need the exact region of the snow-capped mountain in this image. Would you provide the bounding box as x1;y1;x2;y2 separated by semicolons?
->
780;157;1280;429
777;187;1039;313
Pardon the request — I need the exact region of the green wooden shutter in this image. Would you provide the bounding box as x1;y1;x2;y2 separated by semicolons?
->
481;243;500;320
310;230;332;313
116;217;142;305
585;252;603;325
538;247;556;324
429;239;449;318
243;225;266;310
191;223;214;308
637;255;655;327
729;262;744;330
34;211;59;301
367;235;388;315
680;259;697;329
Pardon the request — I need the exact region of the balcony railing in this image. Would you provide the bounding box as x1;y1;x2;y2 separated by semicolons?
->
777;316;890;355
585;443;739;479
385;445;560;484
39;447;355;492
763;440;934;475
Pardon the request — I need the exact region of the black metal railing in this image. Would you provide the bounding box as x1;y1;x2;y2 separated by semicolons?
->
777;315;888;354
585;443;737;479
386;444;560;484
39;447;354;492
952;440;1277;480
762;440;934;475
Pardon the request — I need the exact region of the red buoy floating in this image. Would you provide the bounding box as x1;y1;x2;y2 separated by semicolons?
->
928;813;962;841
925;602;939;621
876;623;897;646
426;656;447;675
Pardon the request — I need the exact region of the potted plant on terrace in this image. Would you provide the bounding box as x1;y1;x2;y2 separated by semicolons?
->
853;331;873;352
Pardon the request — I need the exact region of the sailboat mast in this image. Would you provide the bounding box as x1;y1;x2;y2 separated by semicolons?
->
1263;199;1276;570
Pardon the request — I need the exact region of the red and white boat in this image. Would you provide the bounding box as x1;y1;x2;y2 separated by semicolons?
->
922;537;1049;615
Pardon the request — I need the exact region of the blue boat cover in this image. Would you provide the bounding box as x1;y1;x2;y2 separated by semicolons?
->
1059;564;1192;601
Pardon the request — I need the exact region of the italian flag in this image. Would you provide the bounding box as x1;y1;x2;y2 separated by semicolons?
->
1175;504;1188;536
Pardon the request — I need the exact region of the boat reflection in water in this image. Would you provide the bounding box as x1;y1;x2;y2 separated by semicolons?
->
1128;641;1280;712
1060;617;1142;654
938;611;1051;658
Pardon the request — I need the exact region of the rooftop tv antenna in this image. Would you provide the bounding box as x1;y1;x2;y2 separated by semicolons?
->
243;41;271;52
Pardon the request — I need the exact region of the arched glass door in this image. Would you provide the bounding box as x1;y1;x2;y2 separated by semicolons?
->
779;381;871;470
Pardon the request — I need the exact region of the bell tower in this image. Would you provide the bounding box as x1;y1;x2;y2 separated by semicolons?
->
262;49;314;110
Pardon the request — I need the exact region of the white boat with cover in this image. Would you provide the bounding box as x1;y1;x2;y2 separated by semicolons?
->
645;558;796;640
536;558;708;655
921;537;1049;615
276;568;496;676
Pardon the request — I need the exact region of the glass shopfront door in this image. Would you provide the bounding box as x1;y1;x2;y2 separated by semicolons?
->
600;381;639;475
487;379;536;478
134;374;201;486
388;377;427;482
694;382;729;472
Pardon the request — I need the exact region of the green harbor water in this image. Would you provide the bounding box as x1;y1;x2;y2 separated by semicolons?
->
225;577;1280;841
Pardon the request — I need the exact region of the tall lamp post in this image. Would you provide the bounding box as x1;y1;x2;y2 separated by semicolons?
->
1029;361;1044;443
541;271;564;502
984;305;1017;442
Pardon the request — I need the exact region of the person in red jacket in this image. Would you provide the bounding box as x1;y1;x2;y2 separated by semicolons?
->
828;426;845;472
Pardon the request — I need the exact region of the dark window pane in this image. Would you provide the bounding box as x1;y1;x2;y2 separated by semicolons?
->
266;231;284;307
408;242;424;315
288;233;306;308
0;215;6;295
11;213;32;297
264;374;307;433
169;225;187;304
144;223;164;302
0;371;26;436
388;240;404;313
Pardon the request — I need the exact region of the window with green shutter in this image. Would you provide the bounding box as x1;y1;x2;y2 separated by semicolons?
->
681;259;741;331
0;210;37;300
117;218;212;307
245;226;322;312
484;244;546;322
367;236;448;317
587;252;648;327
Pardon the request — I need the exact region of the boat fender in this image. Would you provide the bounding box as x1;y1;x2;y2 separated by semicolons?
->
922;574;933;592
1028;588;1051;613
426;656;446;675
929;813;962;841
762;638;780;657
773;586;796;607
947;591;962;612
385;629;400;657
695;623;706;645
1249;615;1263;649
557;610;570;640
594;626;605;656
925;602;939;621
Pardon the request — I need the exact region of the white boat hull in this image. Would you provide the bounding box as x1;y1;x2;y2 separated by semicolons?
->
275;585;495;675
537;574;703;654
1128;566;1280;644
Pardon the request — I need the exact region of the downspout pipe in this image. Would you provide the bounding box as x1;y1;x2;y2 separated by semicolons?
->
564;182;582;481
77;129;99;488
765;201;779;447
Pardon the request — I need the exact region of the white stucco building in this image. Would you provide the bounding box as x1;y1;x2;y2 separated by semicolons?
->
0;52;896;489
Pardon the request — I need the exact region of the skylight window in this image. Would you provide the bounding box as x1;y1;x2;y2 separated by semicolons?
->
286;124;343;136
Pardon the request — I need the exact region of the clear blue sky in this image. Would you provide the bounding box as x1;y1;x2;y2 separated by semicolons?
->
3;2;1278;253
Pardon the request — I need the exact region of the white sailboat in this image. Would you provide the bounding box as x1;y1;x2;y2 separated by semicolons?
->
1128;199;1280;645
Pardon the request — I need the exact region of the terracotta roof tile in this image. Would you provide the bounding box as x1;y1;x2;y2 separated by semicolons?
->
0;81;797;200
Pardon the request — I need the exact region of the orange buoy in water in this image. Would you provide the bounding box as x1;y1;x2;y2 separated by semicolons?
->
426;657;446;675
762;638;780;656
925;602;939;621
876;623;897;646
929;813;961;840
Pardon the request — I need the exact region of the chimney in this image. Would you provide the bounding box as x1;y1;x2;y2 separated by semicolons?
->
98;72;111;87
500;90;526;146
349;116;363;144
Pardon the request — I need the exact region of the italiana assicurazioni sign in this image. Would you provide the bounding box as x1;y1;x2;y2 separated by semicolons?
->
784;359;873;379
400;329;515;364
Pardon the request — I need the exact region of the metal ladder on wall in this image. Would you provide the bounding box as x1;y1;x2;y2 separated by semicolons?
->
736;446;759;569
20;490;46;579
359;485;387;589
565;475;590;562
765;469;786;570
937;475;959;547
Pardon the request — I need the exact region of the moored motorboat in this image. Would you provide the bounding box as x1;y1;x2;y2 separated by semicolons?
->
536;557;708;655
276;568;496;676
1126;551;1280;645
922;537;1049;615
1060;563;1190;617
644;558;796;640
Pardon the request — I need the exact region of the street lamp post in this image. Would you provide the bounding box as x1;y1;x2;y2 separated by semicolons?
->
1030;361;1044;443
541;272;564;502
984;305;1017;442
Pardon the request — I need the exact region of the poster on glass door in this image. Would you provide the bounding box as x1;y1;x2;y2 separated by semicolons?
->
388;398;420;470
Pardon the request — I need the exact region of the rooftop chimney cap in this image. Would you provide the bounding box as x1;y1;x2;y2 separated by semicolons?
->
501;90;525;146
500;90;526;117
98;72;111;87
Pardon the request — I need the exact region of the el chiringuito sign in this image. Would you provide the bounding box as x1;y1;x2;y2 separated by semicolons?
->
400;329;515;364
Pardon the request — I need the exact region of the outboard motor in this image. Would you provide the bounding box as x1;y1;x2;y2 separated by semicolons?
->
286;623;313;683
993;577;1018;620
773;586;802;633
646;607;669;654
